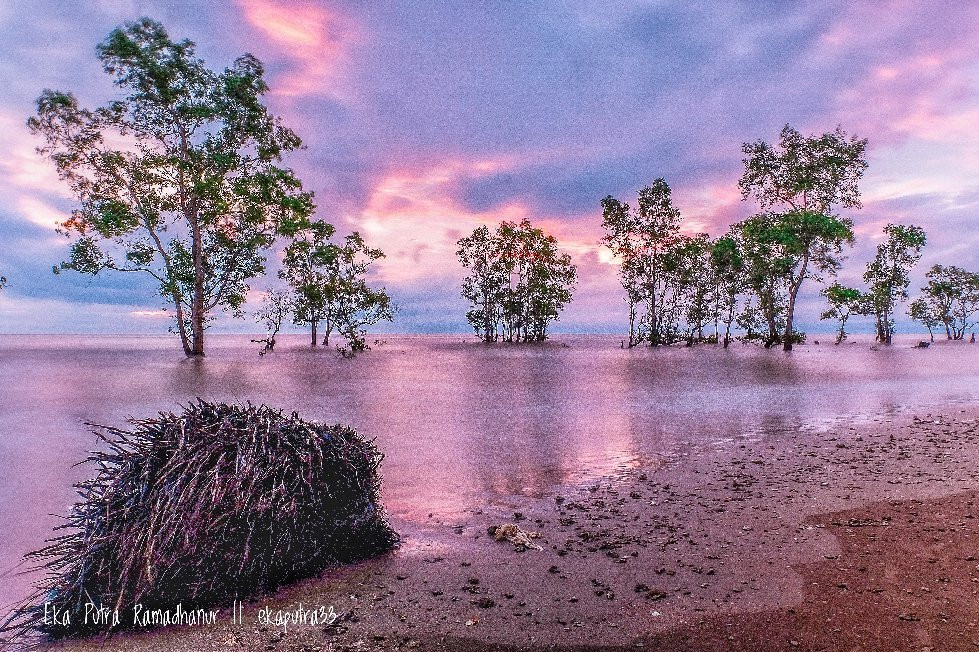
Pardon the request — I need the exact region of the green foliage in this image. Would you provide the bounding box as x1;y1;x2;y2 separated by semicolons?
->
739;124;868;214
601;179;708;346
601;175;848;350
908;297;942;341
732;214;791;347
280;220;337;341
731;211;846;348
29;18;314;355
913;265;979;340
820;282;863;343
280;223;394;351
457;218;576;342
598;126;865;352
738;124;865;350
330;235;395;354
862;224;927;344
735;300;767;344
678;234;715;343
710;235;745;347
252;289;293;355
62;237;113;275
457;224;508;342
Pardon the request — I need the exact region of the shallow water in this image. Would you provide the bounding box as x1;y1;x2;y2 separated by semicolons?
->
1;333;977;610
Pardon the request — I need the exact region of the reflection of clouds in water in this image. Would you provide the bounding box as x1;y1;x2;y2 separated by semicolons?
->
461;348;573;498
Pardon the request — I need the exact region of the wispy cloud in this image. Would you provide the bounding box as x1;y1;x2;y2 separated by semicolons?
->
237;0;360;101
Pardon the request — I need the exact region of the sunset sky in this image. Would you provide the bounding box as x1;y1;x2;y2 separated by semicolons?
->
1;1;978;334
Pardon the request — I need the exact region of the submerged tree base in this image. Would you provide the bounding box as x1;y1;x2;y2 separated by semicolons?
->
2;401;399;641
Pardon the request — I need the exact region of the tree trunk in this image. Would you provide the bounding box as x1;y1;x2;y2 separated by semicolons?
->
628;301;637;348
482;293;494;342
311;320;318;346
724;295;735;348
649;257;658;346
190;222;205;357
782;289;797;351
713;299;720;343
782;304;795;351
180;127;205;358
171;292;192;356
761;288;779;348
190;305;204;355
783;255;809;352
148;223;191;355
765;315;778;347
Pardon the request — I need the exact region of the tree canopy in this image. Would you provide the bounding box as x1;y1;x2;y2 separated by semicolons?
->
30;18;314;355
280;223;394;352
252;289;292;355
457;219;576;342
738;125;867;350
820;282;862;344
862;224;927;344
601;179;699;347
911;265;979;341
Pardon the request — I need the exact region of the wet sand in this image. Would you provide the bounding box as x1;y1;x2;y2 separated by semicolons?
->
36;405;979;652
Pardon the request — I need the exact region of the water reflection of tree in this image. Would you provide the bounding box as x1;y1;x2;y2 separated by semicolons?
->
610;347;813;463
461;344;575;499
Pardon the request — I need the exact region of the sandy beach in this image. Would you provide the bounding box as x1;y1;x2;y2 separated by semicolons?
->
35;402;979;652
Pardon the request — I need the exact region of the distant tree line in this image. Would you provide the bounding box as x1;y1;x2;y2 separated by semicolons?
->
453;124;978;349
597;127;979;349
806;227;979;344
22;19;979;354
907;265;979;341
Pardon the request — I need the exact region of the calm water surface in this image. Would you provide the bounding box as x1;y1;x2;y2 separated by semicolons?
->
1;333;977;608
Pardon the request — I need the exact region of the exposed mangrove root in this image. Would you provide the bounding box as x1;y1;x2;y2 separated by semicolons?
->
1;400;399;642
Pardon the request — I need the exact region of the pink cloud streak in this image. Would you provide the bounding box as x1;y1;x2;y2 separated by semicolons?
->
237;0;360;100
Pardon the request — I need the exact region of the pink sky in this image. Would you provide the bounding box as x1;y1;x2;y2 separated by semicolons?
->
1;1;977;334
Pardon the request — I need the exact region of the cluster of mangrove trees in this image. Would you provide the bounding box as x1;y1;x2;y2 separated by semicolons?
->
27;19;391;356
19;18;979;354
598;125;867;352
456;219;577;342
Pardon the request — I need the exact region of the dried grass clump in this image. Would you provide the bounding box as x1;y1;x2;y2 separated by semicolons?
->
3;400;398;640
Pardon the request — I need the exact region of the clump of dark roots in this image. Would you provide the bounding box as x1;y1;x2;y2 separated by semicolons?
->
1;400;399;641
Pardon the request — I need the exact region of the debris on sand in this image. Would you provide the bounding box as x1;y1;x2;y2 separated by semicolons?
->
487;523;544;551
